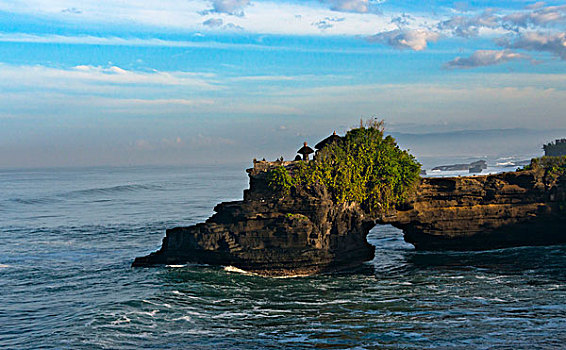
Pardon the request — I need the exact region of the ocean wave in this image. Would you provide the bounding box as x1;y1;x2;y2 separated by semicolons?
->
142;300;172;309
6;197;62;205
140;310;159;317
223;266;253;275
110;316;131;325
63;183;162;198
4;183;162;207
223;265;311;278
172;316;192;322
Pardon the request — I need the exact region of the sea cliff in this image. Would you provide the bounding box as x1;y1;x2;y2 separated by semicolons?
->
133;159;566;275
133;160;376;276
381;168;566;250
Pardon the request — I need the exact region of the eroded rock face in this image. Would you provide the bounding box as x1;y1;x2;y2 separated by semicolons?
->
381;170;566;250
132;163;375;276
133;162;566;275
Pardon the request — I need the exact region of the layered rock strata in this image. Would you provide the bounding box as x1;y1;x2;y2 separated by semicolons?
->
382;170;566;250
132;161;375;276
133;161;566;275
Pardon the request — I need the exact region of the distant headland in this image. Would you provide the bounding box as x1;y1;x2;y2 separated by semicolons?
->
133;123;566;276
544;139;566;157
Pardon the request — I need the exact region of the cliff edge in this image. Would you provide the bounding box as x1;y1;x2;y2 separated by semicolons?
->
133;160;566;275
381;168;566;250
132;161;375;276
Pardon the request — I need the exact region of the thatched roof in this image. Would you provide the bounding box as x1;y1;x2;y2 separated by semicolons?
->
315;131;342;150
297;142;314;155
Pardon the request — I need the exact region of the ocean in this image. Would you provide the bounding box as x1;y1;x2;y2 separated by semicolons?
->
1;164;565;349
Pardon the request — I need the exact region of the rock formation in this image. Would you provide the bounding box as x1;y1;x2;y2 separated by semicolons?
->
381;169;566;250
132;161;375;276
133;160;566;276
431;160;487;172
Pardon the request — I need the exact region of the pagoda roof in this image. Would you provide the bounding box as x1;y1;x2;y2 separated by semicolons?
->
315;131;342;150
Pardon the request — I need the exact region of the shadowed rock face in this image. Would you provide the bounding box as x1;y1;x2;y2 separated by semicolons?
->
381;170;566;250
133;162;566;276
132;163;376;276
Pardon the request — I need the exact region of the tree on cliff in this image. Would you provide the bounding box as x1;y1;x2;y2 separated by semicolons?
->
267;119;421;215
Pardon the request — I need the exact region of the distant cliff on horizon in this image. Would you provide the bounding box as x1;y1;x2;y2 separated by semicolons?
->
544;139;566;157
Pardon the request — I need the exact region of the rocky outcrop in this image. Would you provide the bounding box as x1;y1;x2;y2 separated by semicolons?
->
132;161;375;276
381;170;566;250
431;160;487;172
133;161;566;275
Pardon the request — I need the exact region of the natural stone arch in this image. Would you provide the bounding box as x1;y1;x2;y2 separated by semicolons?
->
134;163;566;276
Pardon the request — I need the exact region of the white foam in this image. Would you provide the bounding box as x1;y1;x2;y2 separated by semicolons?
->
270;273;312;279
0;264;11;268
141;309;159;317
172;315;192;322
166;264;186;268
224;265;254;275
223;265;311;278
111;316;131;325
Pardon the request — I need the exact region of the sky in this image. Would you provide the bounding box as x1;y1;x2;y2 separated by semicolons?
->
0;0;565;168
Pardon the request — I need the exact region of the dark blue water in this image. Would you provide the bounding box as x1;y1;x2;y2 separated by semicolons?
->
1;165;565;349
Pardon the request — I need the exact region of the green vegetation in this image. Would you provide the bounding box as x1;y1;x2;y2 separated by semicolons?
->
285;213;308;220
267;120;421;214
522;156;566;182
267;166;295;195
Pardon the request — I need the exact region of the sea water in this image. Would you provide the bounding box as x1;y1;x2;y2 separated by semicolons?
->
1;164;565;349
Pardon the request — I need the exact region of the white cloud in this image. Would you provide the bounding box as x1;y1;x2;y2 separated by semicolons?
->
190;134;236;147
526;2;547;10
61;7;81;14
436;5;566;38
437;10;500;37
210;0;250;15
503;5;566;29
499;31;566;59
367;29;439;51
0;0;394;36
0;0;564;42
0;0;209;29
312;16;345;30
0;63;220;116
203;18;223;27
111;98;215;107
133;139;154;151
324;0;369;13
0;33;231;48
391;13;414;27
17;64;218;88
445;50;531;69
0;33;398;54
161;136;185;148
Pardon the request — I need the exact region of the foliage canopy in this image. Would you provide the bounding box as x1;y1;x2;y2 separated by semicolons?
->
522;156;566;182
267;120;421;214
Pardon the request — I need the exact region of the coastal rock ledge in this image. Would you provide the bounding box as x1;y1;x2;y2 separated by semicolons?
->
133;161;566;276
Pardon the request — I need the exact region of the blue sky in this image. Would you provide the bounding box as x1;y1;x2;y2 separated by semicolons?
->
0;0;565;167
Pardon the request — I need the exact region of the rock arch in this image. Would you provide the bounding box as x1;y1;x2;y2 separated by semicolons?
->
133;164;566;276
